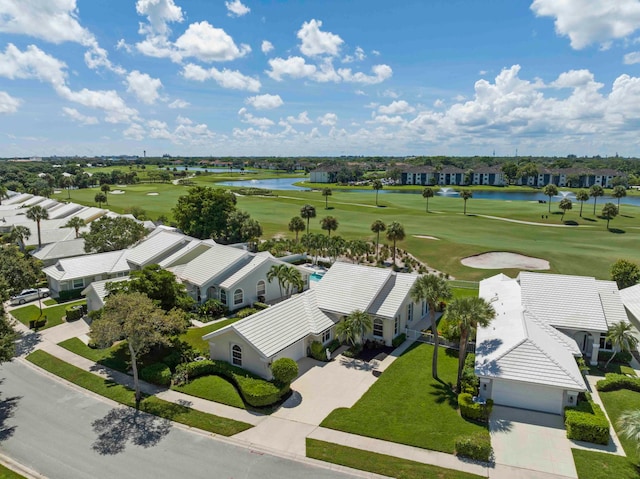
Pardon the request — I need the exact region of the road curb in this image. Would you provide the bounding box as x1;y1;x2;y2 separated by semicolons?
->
0;451;48;479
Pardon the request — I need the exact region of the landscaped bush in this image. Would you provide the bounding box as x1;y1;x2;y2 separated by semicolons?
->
65;306;83;321
327;339;341;353
460;354;480;395
310;340;327;361
162;351;183;370
392;333;406;348
564;395;610;445
454;433;492;462
598;350;632;364
342;343;363;358
198;299;227;320
271;358;298;385
58;288;84;302
458;393;493;422
596;373;640;392
140;363;172;386
236;307;258;319
253;302;269;310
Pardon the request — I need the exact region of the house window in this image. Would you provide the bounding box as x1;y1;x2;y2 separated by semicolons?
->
373;319;384;338
72;278;84;289
257;280;266;297
232;345;242;366
407;303;413;322
220;289;227;305
394;317;399;335
234;288;243;306
599;334;612;351
322;328;331;343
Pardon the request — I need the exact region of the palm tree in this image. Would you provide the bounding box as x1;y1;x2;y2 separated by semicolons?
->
590;184;604;215
60;176;74;199
371;220;386;260
64;216;86;238
601;202;618;230
94;192;107;207
559;198;572;221
336;310;373;347
422;187;434;213
460;189;472;215
320;216;339;237
266;264;288;299
604;321;638;369
410;274;452;380
288;216;306;242
100;183;111;205
348;239;369;264
612;185;627;213
576;190;589;217
8;225;31;252
26;205;49;248
322;187;332;209
281;266;304;297
386;221;405;265
300;204;317;235
0;184;7;205
617;410;640;453
543;183;558;213
372;179;383;206
445;296;496;391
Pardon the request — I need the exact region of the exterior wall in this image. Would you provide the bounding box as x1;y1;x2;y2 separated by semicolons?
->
488;378;567;415
208;330;271;379
84;289;103;312
310;171;330;183
272;340;306;363
47;271;129;297
364;296;419;346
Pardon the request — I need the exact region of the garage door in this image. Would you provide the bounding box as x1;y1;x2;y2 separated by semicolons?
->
491;380;564;415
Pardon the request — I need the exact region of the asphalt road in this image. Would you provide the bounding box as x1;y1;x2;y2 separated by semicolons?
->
0;360;355;479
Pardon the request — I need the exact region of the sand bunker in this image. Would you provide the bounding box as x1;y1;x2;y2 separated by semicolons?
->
413;235;440;240
111;190;125;195
146;192;159;196
461;252;549;270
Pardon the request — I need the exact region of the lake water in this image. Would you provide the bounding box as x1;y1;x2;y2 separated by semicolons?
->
218;178;640;206
169;166;255;173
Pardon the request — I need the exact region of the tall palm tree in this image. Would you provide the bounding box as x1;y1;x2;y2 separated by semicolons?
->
267;264;288;299
320;216;339;237
386;221;405;265
576;190;589;217
336;310;373;347
617;410;640;453
601;202;618;230
300;204;316;235
372;179;383;207
371;219;386;260
612;185;627;213
94;192;107;207
543;183;558;213
60;176;74;199
604;321;638;369
590;184;604;215
460;190;473;215
26;205;49;248
410;274;452;380
100;183;111;205
559;198;572;221
288;216;306;242
322;187;332;209
348;239;369;264
445;296;496;391
8;225;31;252
63;216;86;238
422;187;434;213
282;266;304;297
0;184;7;205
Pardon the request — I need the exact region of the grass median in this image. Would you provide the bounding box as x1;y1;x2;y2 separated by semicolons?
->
26;350;252;436
11;300;86;331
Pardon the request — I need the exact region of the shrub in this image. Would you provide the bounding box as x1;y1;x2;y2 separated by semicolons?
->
596;373;640;392
392;333;406;348
173;360;218;384
198;299;227;319
598;350;632;364
342;343;363;358
565;396;610;445
310;340;328;361
58;288;84;302
458;393;493;422
327;339;341;353
253;302;269;310
454;433;492;462
140;363;172;386
460;354;479;395
65;306;83;322
271;358;298;385
236;308;258;319
162;351;183;370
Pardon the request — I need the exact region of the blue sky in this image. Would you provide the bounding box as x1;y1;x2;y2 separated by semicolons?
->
2;0;640;157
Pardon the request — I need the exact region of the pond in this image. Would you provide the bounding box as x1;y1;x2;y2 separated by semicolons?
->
217;177;640;206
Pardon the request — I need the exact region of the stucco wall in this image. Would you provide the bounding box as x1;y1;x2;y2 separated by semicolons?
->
208;329;271;379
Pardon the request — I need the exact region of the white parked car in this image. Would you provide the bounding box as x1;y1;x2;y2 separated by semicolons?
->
10;288;50;306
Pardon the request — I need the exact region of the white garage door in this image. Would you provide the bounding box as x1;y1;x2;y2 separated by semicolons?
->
272;340;305;362
491;380;564;415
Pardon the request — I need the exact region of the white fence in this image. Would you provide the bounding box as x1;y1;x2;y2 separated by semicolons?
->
406;329;476;353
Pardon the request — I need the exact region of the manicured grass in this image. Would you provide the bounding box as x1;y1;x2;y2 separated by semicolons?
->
321;343;489;453
26;350;252;436
572;449;639;479
10;300;86;330
42;298;57;306
58;337;129;372
173;375;245;409
599;389;640;463
451;287;478;299
306;439;485;479
0;463;27;479
180;317;240;354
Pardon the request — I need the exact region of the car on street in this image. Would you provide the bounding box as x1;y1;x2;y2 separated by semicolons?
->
10;288;50;305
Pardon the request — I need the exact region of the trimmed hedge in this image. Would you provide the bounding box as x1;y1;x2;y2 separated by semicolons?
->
598;350;632;364
236;308;258;319
253;302;269;310
310;340;327;361
564;396;610;445
454;433;492;462
58;288;84;302
65;306;84;321
271;358;298;385
140;363;172;386
596;373;640;392
391;333;406;348
458;393;493;422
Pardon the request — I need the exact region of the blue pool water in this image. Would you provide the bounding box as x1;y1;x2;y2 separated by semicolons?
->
310;272;324;282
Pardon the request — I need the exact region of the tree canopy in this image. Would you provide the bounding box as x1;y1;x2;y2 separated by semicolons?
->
0;305;16;363
0;246;42;299
611;259;640;289
83;216;147;253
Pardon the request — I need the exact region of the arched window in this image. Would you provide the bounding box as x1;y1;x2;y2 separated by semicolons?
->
373;319;384;338
257;280;266;297
232;345;242;366
220;289;227;305
234;288;243;306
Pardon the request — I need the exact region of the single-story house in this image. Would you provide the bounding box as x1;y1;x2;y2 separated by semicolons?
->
82;276;129;312
32;238;87;266
476;272;628;414
619;283;640;342
204;262;422;379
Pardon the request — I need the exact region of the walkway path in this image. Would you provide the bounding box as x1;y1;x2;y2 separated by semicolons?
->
473;214;593;227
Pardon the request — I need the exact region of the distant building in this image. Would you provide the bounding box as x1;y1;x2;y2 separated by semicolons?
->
310;165;341;183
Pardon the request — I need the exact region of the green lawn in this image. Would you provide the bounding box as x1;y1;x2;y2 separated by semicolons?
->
42;298;57;306
58;337;129;372
321;343;489;453
599;389;640;463
11;300;86;330
572;449;639;479
306;439;485;479
173;375;245;409
180;317;240;354
451;287;479;299
26;350;252;436
0;463;26;479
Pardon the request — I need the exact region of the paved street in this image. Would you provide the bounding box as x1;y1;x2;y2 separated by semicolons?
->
0;360;361;479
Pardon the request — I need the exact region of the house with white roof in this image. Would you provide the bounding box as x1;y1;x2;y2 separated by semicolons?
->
204;262;421;379
619;283;640;342
82;277;129;312
32;238;87;266
475;271;628;414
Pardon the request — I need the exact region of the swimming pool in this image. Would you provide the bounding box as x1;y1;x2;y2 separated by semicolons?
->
310;272;324;282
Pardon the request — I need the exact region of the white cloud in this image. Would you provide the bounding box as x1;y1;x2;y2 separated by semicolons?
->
381;89;399;98
531;0;640;49
124;123;146;140
378;100;415;115
176;115;192;125
286;112;312;124
297;19;343;57
182;64;261;91
116;39;132;53
369;114;407;125
551;69;595;88
372;50;380;56
355;46;365;61
319;112;338;126
147;119;172;139
355;90;366;95
261;40;274;54
226;0;250;17
238;107;274;128
266;56;317;81
0;91;21;114
175;21;251;62
624;51;640;64
136;0;183;36
126;70;163;104
245;94;283;110
62;107;98;125
338;64;393;84
433;99;444;107
266;56;392;85
168;99;190;109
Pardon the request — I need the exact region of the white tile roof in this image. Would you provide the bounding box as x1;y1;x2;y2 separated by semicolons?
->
596;280;628;327
218;253;272;289
126;230;190;267
33;238;87;262
620;284;640;328
158;239;213;268
21;196;47;206
81;276;129;309
43;249;130;281
3;193;32;205
204;290;334;358
367;271;418;318
47;203;84;219
168;243;248;286
71;207;107;222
